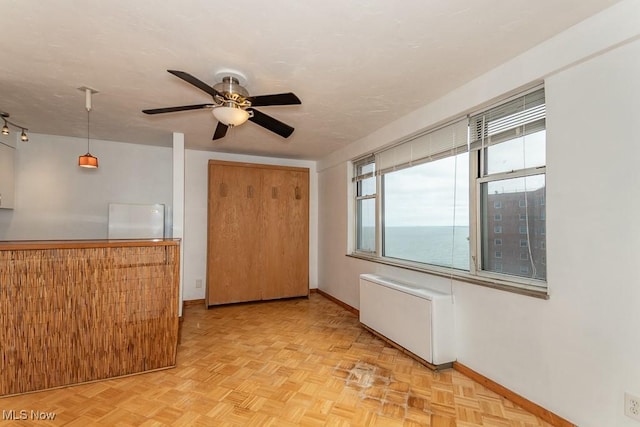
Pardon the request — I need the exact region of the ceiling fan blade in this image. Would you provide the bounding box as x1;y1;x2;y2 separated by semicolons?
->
247;92;301;107
142;104;213;114
213;122;228;140
248;108;294;138
167;70;221;98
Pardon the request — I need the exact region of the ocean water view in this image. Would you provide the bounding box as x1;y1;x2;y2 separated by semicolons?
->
361;226;470;270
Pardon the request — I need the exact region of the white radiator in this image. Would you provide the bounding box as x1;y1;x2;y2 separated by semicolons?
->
359;274;455;367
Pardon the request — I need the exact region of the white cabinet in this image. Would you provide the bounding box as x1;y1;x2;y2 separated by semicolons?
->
0;135;16;209
359;274;455;367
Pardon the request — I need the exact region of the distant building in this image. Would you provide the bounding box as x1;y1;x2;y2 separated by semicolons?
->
484;187;546;280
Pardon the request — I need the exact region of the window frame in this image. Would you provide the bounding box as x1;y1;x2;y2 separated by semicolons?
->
353;156;377;255
471;166;547;289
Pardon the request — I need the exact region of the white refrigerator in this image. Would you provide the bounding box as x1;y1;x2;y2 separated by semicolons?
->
107;203;165;239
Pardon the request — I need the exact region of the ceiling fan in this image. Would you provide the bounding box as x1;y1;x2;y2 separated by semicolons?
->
142;69;301;140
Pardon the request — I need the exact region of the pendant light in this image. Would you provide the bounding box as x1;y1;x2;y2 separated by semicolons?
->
78;87;98;168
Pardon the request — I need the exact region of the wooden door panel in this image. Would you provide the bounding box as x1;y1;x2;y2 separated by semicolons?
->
207;164;262;305
261;168;309;300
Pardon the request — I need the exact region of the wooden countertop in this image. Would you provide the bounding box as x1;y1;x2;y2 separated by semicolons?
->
0;238;180;250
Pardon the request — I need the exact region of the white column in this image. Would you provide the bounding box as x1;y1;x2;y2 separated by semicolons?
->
172;132;185;317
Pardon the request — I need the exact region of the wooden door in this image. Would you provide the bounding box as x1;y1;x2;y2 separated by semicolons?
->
261;167;309;300
207;160;309;306
207;163;263;305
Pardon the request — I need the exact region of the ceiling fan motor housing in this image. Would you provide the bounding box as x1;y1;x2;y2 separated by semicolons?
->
213;77;250;103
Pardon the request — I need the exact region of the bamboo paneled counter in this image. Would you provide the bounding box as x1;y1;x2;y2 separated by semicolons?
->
0;239;180;397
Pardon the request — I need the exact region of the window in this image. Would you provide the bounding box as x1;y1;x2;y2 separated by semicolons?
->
354;157;376;253
382;151;469;269
351;87;547;292
376;119;469;270
474;87;546;282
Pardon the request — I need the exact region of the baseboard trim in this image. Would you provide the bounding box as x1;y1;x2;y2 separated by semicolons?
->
453;362;576;427
183;299;205;309
314;289;359;316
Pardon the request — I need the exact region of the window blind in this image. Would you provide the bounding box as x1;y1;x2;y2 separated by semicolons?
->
376;118;468;175
469;87;545;150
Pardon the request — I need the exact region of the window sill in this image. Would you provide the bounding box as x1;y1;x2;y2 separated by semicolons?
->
346;253;549;300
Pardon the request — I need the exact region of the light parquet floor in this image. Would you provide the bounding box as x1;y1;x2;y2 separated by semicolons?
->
0;293;554;426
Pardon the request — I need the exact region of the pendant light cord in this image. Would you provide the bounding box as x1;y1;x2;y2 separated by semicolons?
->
87;109;91;153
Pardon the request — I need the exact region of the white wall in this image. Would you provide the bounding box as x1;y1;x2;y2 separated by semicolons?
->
182;149;318;301
0;133;172;240
316;1;640;425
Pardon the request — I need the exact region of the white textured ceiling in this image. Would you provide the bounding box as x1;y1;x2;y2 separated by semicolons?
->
0;0;620;159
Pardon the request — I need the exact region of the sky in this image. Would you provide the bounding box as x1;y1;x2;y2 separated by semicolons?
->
372;130;545;227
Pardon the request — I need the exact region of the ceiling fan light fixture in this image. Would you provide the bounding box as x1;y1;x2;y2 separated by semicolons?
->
212;105;250;127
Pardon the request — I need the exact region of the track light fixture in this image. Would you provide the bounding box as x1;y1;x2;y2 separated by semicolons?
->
0;112;29;141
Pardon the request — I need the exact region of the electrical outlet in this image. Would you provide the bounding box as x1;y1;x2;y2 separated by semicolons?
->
195;279;203;289
625;393;640;421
